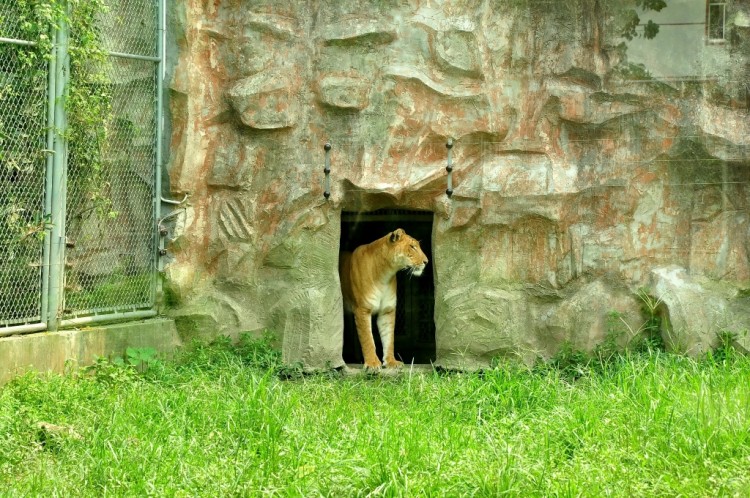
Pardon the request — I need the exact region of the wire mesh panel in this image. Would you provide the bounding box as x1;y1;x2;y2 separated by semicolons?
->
0;16;48;326
63;0;159;317
0;2;33;41
98;0;157;57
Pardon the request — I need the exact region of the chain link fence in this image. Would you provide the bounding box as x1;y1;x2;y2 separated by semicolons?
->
64;0;160;318
0;5;49;328
0;0;162;332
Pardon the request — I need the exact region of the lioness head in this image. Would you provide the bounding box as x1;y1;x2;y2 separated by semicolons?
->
389;228;428;276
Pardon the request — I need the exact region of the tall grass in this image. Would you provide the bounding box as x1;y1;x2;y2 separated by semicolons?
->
1;336;750;496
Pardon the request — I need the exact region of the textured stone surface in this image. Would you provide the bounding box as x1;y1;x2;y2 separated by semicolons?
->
164;0;750;367
226;71;300;129
650;266;750;356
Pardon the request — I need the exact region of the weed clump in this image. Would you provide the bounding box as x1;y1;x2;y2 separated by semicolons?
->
80;332;283;385
172;332;281;373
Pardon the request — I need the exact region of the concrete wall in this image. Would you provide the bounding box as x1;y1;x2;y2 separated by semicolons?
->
0;319;180;384
625;0;730;80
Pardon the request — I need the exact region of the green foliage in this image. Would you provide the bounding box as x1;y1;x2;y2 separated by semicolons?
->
235;332;283;371
85;355;139;384
1;0;112;250
65;271;152;311
634;287;665;352
0;2;57;251
635;0;667;12
31;333;281;389
709;330;742;363
642;19;660;39
1;205;53;243
607;289;667;353
125;347;159;373
537;295;668;382
1;0;113;237
594;314;623;365
535;292;670;381
605;0;666;41
65;0;117;221
540;331;621;380
84;347;161;383
2;344;750;496
548;340;591;380
173;332;280;371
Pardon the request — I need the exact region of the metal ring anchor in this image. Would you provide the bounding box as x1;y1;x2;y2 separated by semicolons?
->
157;193;190;260
323;141;332;199
445;139;454;197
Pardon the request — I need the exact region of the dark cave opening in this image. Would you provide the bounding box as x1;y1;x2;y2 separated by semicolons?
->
340;209;436;365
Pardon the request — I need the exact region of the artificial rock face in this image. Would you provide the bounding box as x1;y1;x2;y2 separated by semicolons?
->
165;0;750;367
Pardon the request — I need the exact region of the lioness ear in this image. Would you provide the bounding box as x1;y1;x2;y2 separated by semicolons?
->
390;228;405;243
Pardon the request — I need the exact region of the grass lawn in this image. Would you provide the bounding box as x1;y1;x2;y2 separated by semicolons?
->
1;337;750;497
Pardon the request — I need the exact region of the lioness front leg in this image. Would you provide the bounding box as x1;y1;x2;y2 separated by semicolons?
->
377;309;402;368
354;308;381;369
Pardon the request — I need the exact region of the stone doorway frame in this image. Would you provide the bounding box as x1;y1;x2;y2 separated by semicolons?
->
339;208;437;366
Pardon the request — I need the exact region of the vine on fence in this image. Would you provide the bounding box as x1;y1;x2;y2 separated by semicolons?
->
66;0;117;222
0;0;113;248
0;0;112;319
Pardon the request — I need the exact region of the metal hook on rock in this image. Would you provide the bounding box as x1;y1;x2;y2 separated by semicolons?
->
323;141;332;200
445;139;454;198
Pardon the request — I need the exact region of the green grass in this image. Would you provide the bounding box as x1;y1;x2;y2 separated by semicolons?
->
2;337;750;497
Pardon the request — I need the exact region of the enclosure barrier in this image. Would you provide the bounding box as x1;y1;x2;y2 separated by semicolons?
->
0;0;164;336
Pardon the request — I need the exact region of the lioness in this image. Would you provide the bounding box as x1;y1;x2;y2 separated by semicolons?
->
339;228;429;369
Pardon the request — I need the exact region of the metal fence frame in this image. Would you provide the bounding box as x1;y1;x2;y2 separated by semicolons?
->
0;0;164;337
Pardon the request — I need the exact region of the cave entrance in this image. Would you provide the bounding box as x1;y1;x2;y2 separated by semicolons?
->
340;209;436;365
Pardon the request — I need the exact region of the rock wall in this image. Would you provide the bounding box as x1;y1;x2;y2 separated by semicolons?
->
165;0;750;367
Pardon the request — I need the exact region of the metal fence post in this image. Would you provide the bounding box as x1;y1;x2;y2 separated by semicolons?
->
47;16;69;331
153;0;165;307
40;25;59;325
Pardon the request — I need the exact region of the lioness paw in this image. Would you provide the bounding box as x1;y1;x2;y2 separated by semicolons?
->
364;359;382;370
385;359;404;368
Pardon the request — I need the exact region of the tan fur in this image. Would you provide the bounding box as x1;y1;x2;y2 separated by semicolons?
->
339;228;428;369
